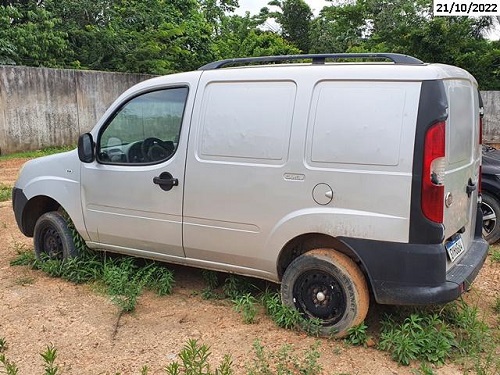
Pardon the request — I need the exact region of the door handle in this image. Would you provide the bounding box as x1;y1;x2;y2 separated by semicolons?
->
466;179;476;197
153;172;178;191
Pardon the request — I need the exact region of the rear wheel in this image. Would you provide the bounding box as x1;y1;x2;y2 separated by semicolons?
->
281;249;369;338
481;192;500;244
34;211;77;260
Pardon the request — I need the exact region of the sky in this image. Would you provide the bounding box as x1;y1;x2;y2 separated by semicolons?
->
235;0;500;40
235;0;331;17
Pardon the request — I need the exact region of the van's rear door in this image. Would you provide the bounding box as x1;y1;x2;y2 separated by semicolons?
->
443;79;481;268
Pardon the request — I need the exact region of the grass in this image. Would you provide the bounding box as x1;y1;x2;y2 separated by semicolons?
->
7;214;498;372
0;184;11;202
0;338;323;375
0;146;74;161
490;246;500;263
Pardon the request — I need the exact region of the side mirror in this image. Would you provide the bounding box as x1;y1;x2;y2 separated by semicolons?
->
78;133;95;163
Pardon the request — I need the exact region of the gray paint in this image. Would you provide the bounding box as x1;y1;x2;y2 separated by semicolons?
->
0;66;499;155
0;66;153;155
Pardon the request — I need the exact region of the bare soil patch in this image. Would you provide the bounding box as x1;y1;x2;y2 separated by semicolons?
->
0;158;498;374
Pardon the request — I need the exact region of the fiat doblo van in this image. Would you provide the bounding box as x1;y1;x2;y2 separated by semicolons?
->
13;53;488;336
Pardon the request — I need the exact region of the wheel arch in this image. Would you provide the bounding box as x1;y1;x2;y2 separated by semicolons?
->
276;233;373;291
20;195;61;237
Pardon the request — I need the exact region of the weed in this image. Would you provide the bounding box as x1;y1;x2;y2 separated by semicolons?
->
261;291;302;330
233;293;258;324
9;243;35;266
246;340;322;375
490;247;500;263
14;275;35;285
0;353;19;375
201;287;220;300
223;275;256;299
202;270;219;290
300;317;323;337
41;344;59;375
414;362;435;375
0;184;11;202
0;338;6;352
140;365;149;374
345;322;369;346
165;339;233;375
494;297;500;314
378;313;454;366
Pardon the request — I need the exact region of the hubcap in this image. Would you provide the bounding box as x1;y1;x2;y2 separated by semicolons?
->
481;201;497;237
293;270;346;325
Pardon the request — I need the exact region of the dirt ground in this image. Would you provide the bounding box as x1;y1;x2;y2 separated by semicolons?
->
0;158;498;375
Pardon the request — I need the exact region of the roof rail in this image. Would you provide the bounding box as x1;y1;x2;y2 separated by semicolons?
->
198;53;424;70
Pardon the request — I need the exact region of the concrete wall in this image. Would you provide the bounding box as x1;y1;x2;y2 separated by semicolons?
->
0;66;154;155
482;91;500;143
0;66;499;155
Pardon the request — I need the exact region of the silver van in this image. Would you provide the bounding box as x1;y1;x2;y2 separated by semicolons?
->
12;54;488;337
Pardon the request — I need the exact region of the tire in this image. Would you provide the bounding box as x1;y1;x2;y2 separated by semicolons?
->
34;211;78;260
281;249;369;338
481;192;500;244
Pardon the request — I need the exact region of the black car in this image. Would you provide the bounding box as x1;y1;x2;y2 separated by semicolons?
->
481;145;500;244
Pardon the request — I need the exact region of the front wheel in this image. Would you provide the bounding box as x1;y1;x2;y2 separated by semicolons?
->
34;211;78;260
281;249;369;338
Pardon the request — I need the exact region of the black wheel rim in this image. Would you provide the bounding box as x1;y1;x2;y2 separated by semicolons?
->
293;270;346;325
39;225;64;260
481;201;497;238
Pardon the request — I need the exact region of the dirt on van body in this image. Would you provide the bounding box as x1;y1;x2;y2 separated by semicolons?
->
0;158;498;375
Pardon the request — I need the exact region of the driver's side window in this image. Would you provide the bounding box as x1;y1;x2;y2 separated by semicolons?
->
98;87;188;164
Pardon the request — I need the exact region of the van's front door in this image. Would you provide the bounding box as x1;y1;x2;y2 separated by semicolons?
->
81;87;190;258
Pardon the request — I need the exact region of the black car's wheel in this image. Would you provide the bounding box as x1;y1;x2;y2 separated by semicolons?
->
34;211;78;260
281;249;369;338
481;192;500;244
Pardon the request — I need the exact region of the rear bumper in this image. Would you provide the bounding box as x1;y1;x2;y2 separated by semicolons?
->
340;206;489;305
369;237;487;305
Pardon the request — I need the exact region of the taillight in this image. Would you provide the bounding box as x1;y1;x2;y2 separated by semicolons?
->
422;121;445;223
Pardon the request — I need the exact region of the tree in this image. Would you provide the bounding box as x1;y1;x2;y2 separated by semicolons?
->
0;1;70;67
262;0;312;52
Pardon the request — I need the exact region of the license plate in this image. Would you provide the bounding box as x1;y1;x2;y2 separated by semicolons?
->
445;235;465;262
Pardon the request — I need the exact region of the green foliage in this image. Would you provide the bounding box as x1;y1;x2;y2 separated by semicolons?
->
41;344;59;375
10;243;36;266
0;353;19;375
345;322;369;346
0;184;11;202
10;220;174;313
232;293;258;324
246;340;321;375
263;0;312;53
490;247;500;263
379;300;498;369
202;270;219;290
379;313;455;366
261;291;302;330
165;339;233;375
0;146;74;161
0;338;6;353
222;275;256;299
440;299;491;356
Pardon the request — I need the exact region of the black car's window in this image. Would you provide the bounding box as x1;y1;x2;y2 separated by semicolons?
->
97;87;188;164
